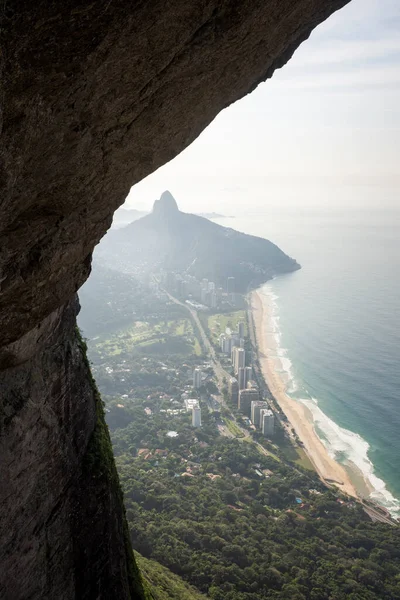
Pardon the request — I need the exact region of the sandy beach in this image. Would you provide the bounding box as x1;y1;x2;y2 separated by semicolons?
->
250;288;359;499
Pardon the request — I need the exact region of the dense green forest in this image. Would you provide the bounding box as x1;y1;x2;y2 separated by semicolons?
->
111;401;400;600
136;553;206;600
81;262;400;600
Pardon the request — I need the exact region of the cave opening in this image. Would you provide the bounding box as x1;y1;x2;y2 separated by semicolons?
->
2;0;400;598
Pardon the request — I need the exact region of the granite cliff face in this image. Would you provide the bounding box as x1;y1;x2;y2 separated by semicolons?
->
0;298;146;600
0;1;350;598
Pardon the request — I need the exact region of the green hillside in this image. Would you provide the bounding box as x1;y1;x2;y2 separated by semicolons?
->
137;553;207;600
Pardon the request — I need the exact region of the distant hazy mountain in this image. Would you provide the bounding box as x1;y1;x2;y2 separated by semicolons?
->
112;206;232;228
103;191;300;291
197;212;233;219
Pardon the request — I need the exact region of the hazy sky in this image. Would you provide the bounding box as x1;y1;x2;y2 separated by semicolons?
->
125;0;400;214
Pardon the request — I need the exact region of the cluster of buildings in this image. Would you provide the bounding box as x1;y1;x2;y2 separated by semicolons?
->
184;397;202;428
219;322;245;362
161;271;237;310
228;378;275;437
200;278;218;308
198;276;235;309
224;321;275;438
193;367;202;389
251;400;275;437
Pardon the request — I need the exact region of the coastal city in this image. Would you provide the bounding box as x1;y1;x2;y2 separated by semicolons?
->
76;245;400;599
81;260;396;527
153;271;246;311
4;3;400;598
189;317;275;438
90;264;277;442
152;271;276;438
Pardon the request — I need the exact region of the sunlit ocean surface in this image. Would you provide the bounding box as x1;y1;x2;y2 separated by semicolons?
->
215;194;400;513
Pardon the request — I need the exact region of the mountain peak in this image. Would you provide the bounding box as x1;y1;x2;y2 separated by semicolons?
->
152;191;179;216
109;197;300;291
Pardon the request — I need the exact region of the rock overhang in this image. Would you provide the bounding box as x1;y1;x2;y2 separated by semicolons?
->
0;0;351;354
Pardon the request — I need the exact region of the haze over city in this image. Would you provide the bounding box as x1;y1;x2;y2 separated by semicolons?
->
125;0;400;215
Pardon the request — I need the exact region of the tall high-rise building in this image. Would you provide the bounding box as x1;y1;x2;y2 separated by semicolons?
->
239;337;245;348
208;281;215;292
238;321;245;338
220;335;232;354
237;347;245;370
192;406;202;428
238;367;246;390
245;366;252;388
238;388;259;416
233;347;245;374
231;334;240;347
193;368;202;389
227;277;235;294
261;409;275;437
201;288;210;305
224;337;231;354
220;334;227;352
231;346;236;367
228;377;239;406
251;400;269;427
229;335;239;358
210;291;217;309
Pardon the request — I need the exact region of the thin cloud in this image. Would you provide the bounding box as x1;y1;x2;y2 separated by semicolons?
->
293;38;400;68
274;64;400;91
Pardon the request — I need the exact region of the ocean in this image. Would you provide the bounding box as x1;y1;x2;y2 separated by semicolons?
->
214;196;400;515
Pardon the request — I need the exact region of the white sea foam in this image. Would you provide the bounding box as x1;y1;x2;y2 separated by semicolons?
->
279;356;293;376
271;317;280;333
262;285;300;393
300;397;400;517
260;284;400;518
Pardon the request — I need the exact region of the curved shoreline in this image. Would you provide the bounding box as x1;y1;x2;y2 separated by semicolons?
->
250;288;360;499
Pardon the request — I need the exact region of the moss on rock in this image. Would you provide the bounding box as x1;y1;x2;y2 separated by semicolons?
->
77;328;148;599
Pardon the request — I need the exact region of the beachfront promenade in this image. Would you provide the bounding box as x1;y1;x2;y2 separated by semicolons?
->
156;274;397;525
249;288;398;526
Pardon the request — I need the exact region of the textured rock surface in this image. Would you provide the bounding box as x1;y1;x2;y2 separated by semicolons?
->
0;1;350;598
1;0;350;349
0;298;146;599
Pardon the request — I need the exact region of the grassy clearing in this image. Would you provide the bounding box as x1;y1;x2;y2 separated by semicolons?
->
94;318;202;358
136;552;206;600
193;337;202;356
294;447;315;471
224;418;245;438
208;310;247;344
276;439;315;471
260;447;281;463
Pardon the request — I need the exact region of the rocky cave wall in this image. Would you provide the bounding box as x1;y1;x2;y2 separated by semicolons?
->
0;1;350;598
0;298;146;600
